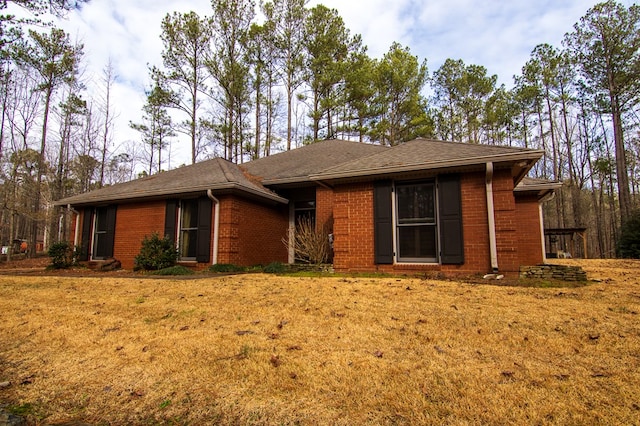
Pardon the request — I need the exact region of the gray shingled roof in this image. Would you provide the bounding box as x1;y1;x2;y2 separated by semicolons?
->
56;139;547;207
241;139;388;185
55;157;287;206
310;138;544;181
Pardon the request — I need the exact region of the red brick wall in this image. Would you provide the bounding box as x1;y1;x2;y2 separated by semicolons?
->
73;200;211;270
454;171;491;273
492;169;519;273
114;200;166;269
74;196;287;270
68;174;544;274
333;183;375;271
332;171;539;275
217;195;288;266
316;186;334;232
515;193;544;266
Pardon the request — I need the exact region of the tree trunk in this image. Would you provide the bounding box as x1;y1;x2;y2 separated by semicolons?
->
30;85;53;257
611;97;631;224
254;81;261;160
287;82;293;151
191;92;197;165
560;91;582;227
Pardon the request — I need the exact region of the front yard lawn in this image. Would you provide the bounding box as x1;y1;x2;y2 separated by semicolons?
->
0;260;639;424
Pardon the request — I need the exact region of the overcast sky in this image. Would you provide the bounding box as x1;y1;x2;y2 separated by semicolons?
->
42;0;622;166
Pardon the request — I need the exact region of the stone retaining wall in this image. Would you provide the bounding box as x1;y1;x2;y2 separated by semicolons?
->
519;264;587;281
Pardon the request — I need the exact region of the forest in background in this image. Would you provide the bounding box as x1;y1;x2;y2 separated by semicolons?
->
0;0;638;259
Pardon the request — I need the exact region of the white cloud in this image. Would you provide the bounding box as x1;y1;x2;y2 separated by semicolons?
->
307;0;413;58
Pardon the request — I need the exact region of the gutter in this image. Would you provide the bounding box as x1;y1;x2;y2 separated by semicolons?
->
539;204;546;262
55;182;288;208
207;190;220;265
486;162;499;273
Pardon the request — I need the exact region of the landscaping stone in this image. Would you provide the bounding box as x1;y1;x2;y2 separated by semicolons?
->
99;258;121;272
520;264;588;281
0;406;25;426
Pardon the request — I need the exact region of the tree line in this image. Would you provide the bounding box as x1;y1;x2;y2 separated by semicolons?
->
0;0;638;259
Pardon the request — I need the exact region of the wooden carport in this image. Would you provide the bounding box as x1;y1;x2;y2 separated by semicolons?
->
544;227;588;258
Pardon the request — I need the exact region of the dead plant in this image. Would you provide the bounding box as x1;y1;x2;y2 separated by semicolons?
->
283;215;331;264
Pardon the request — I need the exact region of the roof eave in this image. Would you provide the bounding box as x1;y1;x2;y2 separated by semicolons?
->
515;182;563;200
227;183;289;204
260;176;315;186
309;151;544;182
514;182;563;192
55;182;288;207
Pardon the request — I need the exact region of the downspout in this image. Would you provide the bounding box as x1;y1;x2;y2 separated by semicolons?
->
486;162;499;273
288;203;295;264
67;204;80;249
207;190;220;265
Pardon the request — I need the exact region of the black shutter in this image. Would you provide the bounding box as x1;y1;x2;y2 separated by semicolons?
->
438;174;464;264
196;196;212;263
373;180;394;264
164;200;177;243
79;209;92;261
103;205;117;258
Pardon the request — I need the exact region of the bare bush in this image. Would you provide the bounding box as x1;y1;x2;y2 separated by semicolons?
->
284;216;331;264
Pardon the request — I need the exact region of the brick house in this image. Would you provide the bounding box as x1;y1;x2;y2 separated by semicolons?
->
55;138;558;275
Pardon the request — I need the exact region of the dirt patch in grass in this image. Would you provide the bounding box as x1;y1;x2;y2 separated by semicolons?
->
0;259;639;424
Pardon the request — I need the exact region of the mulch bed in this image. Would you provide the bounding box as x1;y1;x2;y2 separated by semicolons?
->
0;257;236;279
0;257;140;278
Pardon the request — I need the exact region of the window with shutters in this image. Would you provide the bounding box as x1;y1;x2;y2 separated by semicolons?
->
179;199;199;260
395;181;438;262
374;175;463;266
166;197;212;263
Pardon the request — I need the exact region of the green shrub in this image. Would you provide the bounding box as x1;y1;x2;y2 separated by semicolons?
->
209;263;245;273
134;233;178;271
263;261;286;274
150;265;195;276
47;241;76;269
617;211;640;258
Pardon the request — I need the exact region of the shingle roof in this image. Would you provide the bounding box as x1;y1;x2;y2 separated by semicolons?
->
310;138;544;181
241;139;388;185
55;157;287;206
56;139;547;207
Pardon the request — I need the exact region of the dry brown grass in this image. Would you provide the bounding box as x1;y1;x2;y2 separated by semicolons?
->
0;260;639;425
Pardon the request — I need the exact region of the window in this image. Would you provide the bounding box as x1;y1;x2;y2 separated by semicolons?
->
93;207;109;259
373;175;463;265
294;200;316;225
395;182;437;262
179;199;199;260
165;197;212;263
